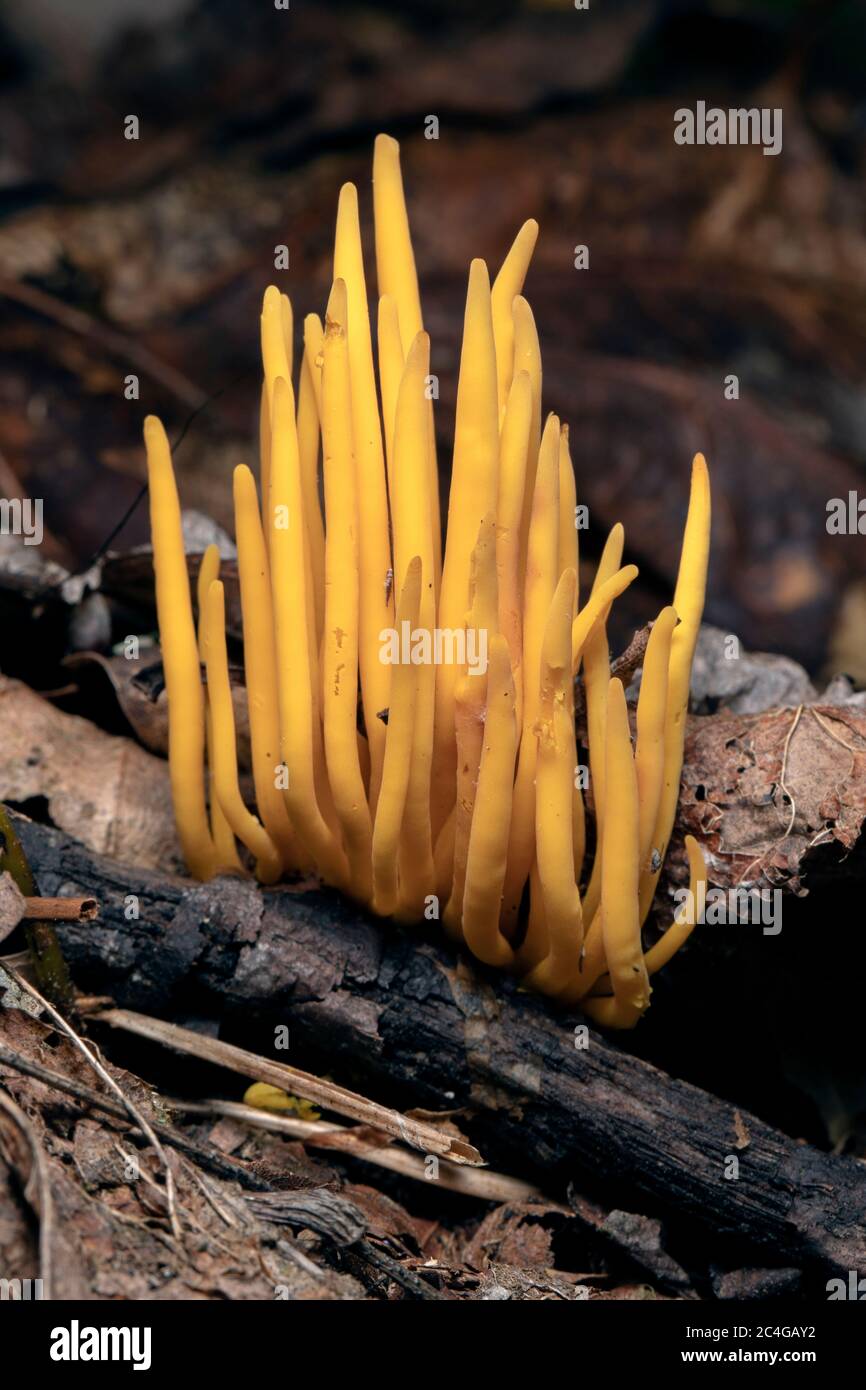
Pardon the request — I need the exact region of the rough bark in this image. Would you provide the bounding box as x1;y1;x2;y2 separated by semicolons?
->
12;814;866;1291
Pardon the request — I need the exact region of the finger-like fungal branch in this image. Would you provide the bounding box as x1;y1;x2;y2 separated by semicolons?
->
433;257;500;836
334;188;393;807
491;219;539;419
522;568;583;991
196;544;242;873
638;455;711;924
233;465;302;870
496;370;532;728
461;634;518;968
598;677;649;1011
320;280;374;898
145;415;219;881
204;580;281;885
371;557;422;917
390;332;437;916
501;412;561;936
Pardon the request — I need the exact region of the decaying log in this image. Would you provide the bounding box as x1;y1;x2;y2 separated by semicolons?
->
11;814;866;1291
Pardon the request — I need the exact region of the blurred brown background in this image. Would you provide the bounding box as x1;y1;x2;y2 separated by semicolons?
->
0;0;864;675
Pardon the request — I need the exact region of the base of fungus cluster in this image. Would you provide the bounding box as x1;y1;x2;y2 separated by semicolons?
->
13;812;866;1291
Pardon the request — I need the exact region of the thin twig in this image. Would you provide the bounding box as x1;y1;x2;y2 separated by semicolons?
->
171;1098;540;1202
356;1237;452;1300
95;1008;483;1166
22;896;98;923
0;1042;271;1191
610;621;653;689
184;1162;240;1230
778;704;804;840
5;970;183;1241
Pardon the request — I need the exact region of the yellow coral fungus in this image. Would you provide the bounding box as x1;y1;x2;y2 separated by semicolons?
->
522;568;583;993
146;135;711;1030
145;415;219;882
196;543;241;874
203;579;282;885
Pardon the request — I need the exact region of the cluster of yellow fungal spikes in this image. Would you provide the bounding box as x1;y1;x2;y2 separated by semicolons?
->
145;133;712;1029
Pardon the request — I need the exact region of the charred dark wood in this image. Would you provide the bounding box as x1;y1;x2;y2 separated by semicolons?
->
11;814;866;1291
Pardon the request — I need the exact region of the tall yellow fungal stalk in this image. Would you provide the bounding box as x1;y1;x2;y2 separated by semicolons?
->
147;135;711;1029
145;417;219;882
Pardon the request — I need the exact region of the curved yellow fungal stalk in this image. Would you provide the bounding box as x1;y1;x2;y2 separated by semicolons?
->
371;557;422;917
580;523;626;926
495;370;532;728
377;294;404;487
196;545;241;872
203;580;282;885
258;383;271;554
556;430;583;880
373;134;423;349
461;634;518;968
433;805;456;903
319;280;374;901
572;762;586;892
433;258;500;831
263;305;322;719
557;427;579;609
639;456;711;922
491;219;539;419
389;332;437;916
233;466;301;871
580;994;645;1030
296;325;324;640
571;563;638;670
598;677;649;1014
260;286;291;415
644;834;706;975
279;293;293;380
302;312;324;414
334;187;393;808
269;374;347;889
585;835;708;1010
512;295;542;576
559;909;609;1005
501;412;560;932
444;512;499;939
371;135;443;591
635;606;678;873
522;569;583;992
145;415;219;881
299;312;325;638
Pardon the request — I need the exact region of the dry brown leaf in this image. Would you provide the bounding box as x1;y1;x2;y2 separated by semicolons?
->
675;703;866;895
0;674;182;873
461;1200;569;1273
0;871;25;941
